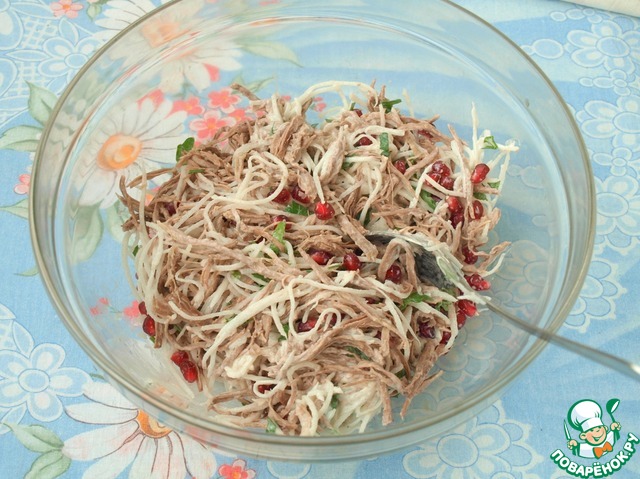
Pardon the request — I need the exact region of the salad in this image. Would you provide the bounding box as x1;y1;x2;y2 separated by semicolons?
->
119;81;518;435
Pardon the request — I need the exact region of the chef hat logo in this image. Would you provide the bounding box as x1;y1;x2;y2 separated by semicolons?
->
567;399;605;433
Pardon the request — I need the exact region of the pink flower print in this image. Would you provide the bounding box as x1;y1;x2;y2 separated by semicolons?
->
138;89;164;107
190;110;231;140
123;301;142;320
98;297;109;305
14;174;30;195
228;108;249;123
260;0;280;5
173;97;205;116
50;0;82;18
205;64;220;82
218;459;256;479
89;306;100;316
208;88;241;113
312;96;326;112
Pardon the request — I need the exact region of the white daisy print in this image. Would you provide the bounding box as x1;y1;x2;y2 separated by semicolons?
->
62;381;217;479
76;98;186;208
95;0;242;93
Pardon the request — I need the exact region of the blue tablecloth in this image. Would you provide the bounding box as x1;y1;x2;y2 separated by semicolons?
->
1;0;639;477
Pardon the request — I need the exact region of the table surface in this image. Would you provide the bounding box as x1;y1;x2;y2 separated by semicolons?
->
1;0;640;478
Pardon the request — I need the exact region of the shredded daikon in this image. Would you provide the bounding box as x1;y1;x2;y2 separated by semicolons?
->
119;81;516;436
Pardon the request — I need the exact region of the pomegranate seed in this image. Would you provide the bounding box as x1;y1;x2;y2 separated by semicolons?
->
356;136;373;146
309;249;332;265
291;185;311;204
418;129;431;137
385;264;402;284
166;202;177;216
179;360;198;383
440;176;455;190
343;252;361;271
465;273;491;291
451;212;464;228
457;310;467;329
418;322;435;339
440;330;452;345
471;164;490;184
138;301;147;316
296;317;318;332
257;384;274;394
354;109;363;117
446;196;463;214
171;350;190;365
375;331;382;339
142;316;156;336
431;161;451;177
458;299;478;316
366;297;380;304
314;202;335;220
325;313;338;327
428;172;442;184
270;188;291;204
462;246;478;264
471;200;484;220
394;160;407;174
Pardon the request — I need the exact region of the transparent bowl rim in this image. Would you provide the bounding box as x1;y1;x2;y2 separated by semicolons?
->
30;0;595;451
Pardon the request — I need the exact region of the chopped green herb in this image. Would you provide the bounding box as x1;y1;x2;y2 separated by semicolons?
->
330;395;340;409
488;181;501;189
225;314;236;323
278;323;290;341
252;273;270;285
482;136;498;149
188;168;205;174
401;292;432;310
381;98;402;113
266;418;278;434
363;208;373;227
231;270;242;279
342;161;353;170
149;336;155;343
132;245;140;257
436;301;451;313
175;137;195;161
346;346;371;361
349;102;356;111
270;220;287;254
284;201;310;216
380;132;390;157
420;190;438;211
473;192;488;200
395;369;407;379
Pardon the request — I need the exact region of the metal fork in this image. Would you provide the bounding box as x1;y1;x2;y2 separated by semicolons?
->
366;232;640;381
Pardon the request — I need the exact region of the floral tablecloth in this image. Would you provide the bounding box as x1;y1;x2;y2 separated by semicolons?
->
1;0;639;478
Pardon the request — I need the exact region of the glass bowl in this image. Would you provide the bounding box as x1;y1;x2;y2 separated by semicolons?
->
30;0;594;462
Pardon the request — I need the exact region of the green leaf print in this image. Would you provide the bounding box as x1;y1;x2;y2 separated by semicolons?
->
24;450;71;479
86;3;102;20
71;205;104;263
240;41;301;66
27;83;58;126
105;201;129;241
0;125;41;152
0;198;29;219
16;266;39;277
5;423;63;453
